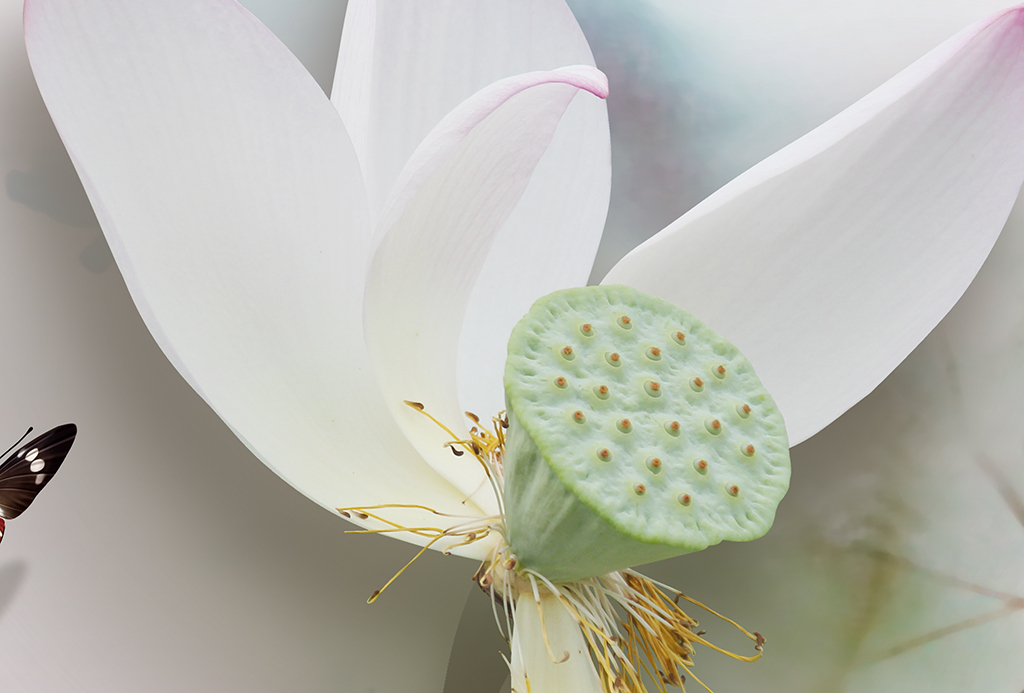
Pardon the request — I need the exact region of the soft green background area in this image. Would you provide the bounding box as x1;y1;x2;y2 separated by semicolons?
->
2;1;1022;692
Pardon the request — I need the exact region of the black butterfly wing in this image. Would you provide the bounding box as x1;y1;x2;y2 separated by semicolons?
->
0;423;76;522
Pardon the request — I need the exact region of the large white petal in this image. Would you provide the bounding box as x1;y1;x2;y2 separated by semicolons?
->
454;86;611;427
364;68;608;509
603;6;1024;445
25;0;485;533
337;2;611;437
332;0;597;217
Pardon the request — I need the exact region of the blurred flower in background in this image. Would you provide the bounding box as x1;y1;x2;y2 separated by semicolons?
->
2;1;1023;692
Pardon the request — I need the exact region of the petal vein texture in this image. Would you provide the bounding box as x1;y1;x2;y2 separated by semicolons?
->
364;68;609;509
333;0;599;219
25;0;492;536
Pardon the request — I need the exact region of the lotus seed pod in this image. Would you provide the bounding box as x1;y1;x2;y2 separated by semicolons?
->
502;285;790;582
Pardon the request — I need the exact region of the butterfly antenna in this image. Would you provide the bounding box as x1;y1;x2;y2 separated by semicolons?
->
1;427;33;460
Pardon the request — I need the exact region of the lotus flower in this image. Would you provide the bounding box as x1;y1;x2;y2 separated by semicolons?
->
18;0;1024;690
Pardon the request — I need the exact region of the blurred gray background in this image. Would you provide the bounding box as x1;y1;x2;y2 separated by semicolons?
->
2;1;1022;691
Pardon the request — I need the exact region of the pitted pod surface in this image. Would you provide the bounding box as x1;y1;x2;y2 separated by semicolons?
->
504;285;790;552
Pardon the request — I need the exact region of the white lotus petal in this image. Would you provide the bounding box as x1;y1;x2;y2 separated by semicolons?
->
510;592;603;693
604;7;1024;445
333;0;597;219
364;68;608;508
25;0;488;539
455;85;611;425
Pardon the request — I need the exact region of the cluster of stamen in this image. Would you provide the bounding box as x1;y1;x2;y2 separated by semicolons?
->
338;402;766;692
336;401;507;603
483;552;764;693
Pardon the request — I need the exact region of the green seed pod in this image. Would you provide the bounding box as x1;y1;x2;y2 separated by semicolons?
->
502;285;790;582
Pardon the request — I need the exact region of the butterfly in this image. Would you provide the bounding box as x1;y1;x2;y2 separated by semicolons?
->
0;424;77;544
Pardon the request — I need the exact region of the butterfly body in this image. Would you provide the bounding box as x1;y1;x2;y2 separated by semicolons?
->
0;424;76;544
